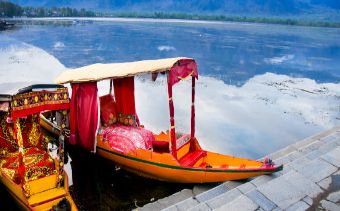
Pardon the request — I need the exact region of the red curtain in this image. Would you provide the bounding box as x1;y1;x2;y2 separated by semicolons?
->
70;82;98;152
113;77;136;115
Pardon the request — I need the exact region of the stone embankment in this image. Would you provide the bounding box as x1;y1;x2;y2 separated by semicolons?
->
137;126;340;211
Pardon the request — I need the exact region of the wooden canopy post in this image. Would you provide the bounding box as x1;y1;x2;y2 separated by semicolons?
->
191;76;196;139
167;73;177;159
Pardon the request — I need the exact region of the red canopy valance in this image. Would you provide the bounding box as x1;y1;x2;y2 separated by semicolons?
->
11;88;70;119
168;59;198;86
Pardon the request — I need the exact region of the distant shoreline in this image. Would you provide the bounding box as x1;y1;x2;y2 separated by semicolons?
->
9;16;340;29
1;1;339;28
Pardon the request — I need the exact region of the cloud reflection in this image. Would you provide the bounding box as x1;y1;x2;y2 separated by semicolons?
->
2;38;339;160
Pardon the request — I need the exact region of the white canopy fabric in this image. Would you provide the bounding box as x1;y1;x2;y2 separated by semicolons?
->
55;57;193;84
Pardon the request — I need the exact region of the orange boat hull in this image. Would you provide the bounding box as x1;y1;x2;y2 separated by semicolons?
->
97;138;282;183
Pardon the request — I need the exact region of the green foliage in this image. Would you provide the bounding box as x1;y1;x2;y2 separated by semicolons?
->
109;12;340;28
0;1;95;17
0;1;339;28
0;1;22;17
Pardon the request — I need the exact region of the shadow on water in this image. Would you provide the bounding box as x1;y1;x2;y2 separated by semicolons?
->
0;141;194;211
68;145;194;211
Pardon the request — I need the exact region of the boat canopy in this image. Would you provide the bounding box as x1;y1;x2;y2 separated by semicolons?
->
10;84;70;119
55;57;196;84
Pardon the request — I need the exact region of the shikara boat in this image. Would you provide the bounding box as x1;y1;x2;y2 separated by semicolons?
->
45;57;282;183
0;85;77;210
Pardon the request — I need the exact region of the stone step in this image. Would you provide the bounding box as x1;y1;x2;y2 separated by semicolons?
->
144;127;340;211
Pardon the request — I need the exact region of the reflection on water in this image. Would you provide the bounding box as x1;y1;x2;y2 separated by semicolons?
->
68;146;194;210
0;19;339;210
3;18;340;85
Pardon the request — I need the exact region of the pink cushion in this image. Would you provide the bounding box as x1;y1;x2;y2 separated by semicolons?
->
102;125;154;154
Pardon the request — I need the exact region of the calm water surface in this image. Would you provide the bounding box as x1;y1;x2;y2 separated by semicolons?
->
2;18;340;85
0;18;339;210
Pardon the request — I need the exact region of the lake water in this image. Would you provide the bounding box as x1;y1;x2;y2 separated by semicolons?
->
0;18;339;210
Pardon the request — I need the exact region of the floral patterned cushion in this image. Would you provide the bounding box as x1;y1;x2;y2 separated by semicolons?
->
100;94;117;127
0;113;18;156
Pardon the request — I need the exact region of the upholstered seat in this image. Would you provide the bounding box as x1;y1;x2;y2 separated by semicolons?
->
101;124;154;154
0;147;55;184
0;113;55;184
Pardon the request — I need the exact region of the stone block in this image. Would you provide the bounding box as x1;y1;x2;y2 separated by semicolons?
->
285;201;309;211
320;200;339;211
193;184;216;196
257;176;305;209
206;188;242;209
288;156;311;172
223;180;243;189
162;205;179;211
296;158;337;183
195;184;229;202
187;203;211;211
318;141;339;155
282;171;323;198
327;190;340;203
216;195;259;211
246;189;277;211
237;182;256;194
251;175;276;188
158;190;193;207
305;150;323;160
317;176;332;190
321;146;340;167
175;197;199;211
268;145;297;160
320;134;338;144
140;201;166;211
302;196;313;206
297;141;324;155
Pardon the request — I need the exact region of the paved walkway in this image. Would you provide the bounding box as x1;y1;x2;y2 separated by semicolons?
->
137;126;340;211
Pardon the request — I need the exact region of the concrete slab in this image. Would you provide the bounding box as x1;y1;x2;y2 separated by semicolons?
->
223;180;243;189
318;141;339;155
268;145;297;160
271;207;283;211
297;158;338;183
246;189;277;211
257;176;305;209
158;189;193;207
195;184;229;202
327;190;340;203
319;200;339;211
250;175;277;188
162;205;179;211
187;203;211;211
193;184;217;196
320;134;339;144
305;150;323;160
139;201;167;211
288;156;311;172
237;182;256;194
317;176;332;190
175;197;199;211
285;201;309;211
321;146;340;167
297;141;324;155
293;137;318;149
282;171;323;198
206;188;242;209
302;196;313;206
216;195;259;211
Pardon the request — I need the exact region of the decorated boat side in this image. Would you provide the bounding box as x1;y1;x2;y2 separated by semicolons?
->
45;57;282;183
0;85;77;210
